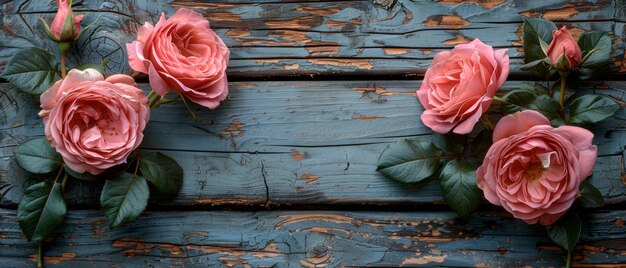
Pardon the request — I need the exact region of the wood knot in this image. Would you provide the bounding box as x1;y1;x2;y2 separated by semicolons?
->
311;243;329;256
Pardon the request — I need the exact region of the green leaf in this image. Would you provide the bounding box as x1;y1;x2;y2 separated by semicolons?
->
501;89;562;124
522;17;557;77
468;128;492;164
17;181;67;241
439;159;481;217
523;17;557;46
579;180;604;208
377;139;443;183
547;211;581;252
576;32;611;80
567;94;619;124
15;138;62;174
100;173;149;228
0;47;60;95
140;152;183;198
431;134;465;155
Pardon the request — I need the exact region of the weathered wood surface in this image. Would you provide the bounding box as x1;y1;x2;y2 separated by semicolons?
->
1;0;626;78
1;1;626;266
2;81;624;207
0;209;625;267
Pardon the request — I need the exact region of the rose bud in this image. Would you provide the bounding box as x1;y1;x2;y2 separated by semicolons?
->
39;0;84;43
476;110;597;225
126;8;230;109
417;39;509;134
546;26;582;72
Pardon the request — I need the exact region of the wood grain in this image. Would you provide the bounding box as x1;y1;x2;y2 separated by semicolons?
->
1;0;625;78
1;81;624;208
0;209;624;267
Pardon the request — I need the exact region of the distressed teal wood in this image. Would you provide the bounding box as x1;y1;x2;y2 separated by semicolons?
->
0;209;624;267
1;0;625;77
1;1;625;266
1;81;624;207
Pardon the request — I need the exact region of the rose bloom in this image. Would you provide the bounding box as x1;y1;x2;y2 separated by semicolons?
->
127;8;229;109
39;69;150;175
50;0;83;41
477;110;597;225
546;26;582;70
417;39;509;134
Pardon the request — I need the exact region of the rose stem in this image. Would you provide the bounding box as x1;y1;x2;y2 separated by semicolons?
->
37;241;43;268
133;154;141;177
559;77;567;109
480;115;494;130
147;91;156;101
60;51;67;79
566;251;572;268
60;173;69;192
148;94;161;108
179;93;197;121
492;96;505;103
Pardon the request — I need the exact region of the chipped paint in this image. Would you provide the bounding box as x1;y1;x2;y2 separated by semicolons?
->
159;244;183;255
112;238;155;256
443;34;471;45
265;17;320;29
296;6;341;16
352;115;384;120
423;15;470;29
192;198;256;205
308;59;373;70
300;174;320;184
436;0;505;9
401;255;445;266
351;18;364;25
226;29;251;40
221;119;245;144
306;46;341;56
275;214;354;227
291;149;305;160
29;252;76;264
254;59;282;64
207;12;242;22
353;86;416;96
253;243;283;258
324;19;348;28
299;253;332;268
186;245;250;267
384;48;410;55
284;64;300;70
542;6;579;20
302;226;352;236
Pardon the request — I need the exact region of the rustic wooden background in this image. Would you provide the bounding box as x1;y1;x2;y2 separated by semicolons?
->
1;0;625;267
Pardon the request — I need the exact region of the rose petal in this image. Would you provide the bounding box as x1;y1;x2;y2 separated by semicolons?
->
492;110;551;142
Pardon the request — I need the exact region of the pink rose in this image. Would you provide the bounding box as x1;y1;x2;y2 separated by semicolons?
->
546;26;582;70
39;69;150;175
417;39;509;134
126;8;229;109
476;110;597;225
50;0;84;41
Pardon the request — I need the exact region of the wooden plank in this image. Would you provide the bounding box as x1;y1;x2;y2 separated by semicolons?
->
0;209;624;267
1;81;624;207
1;0;625;78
